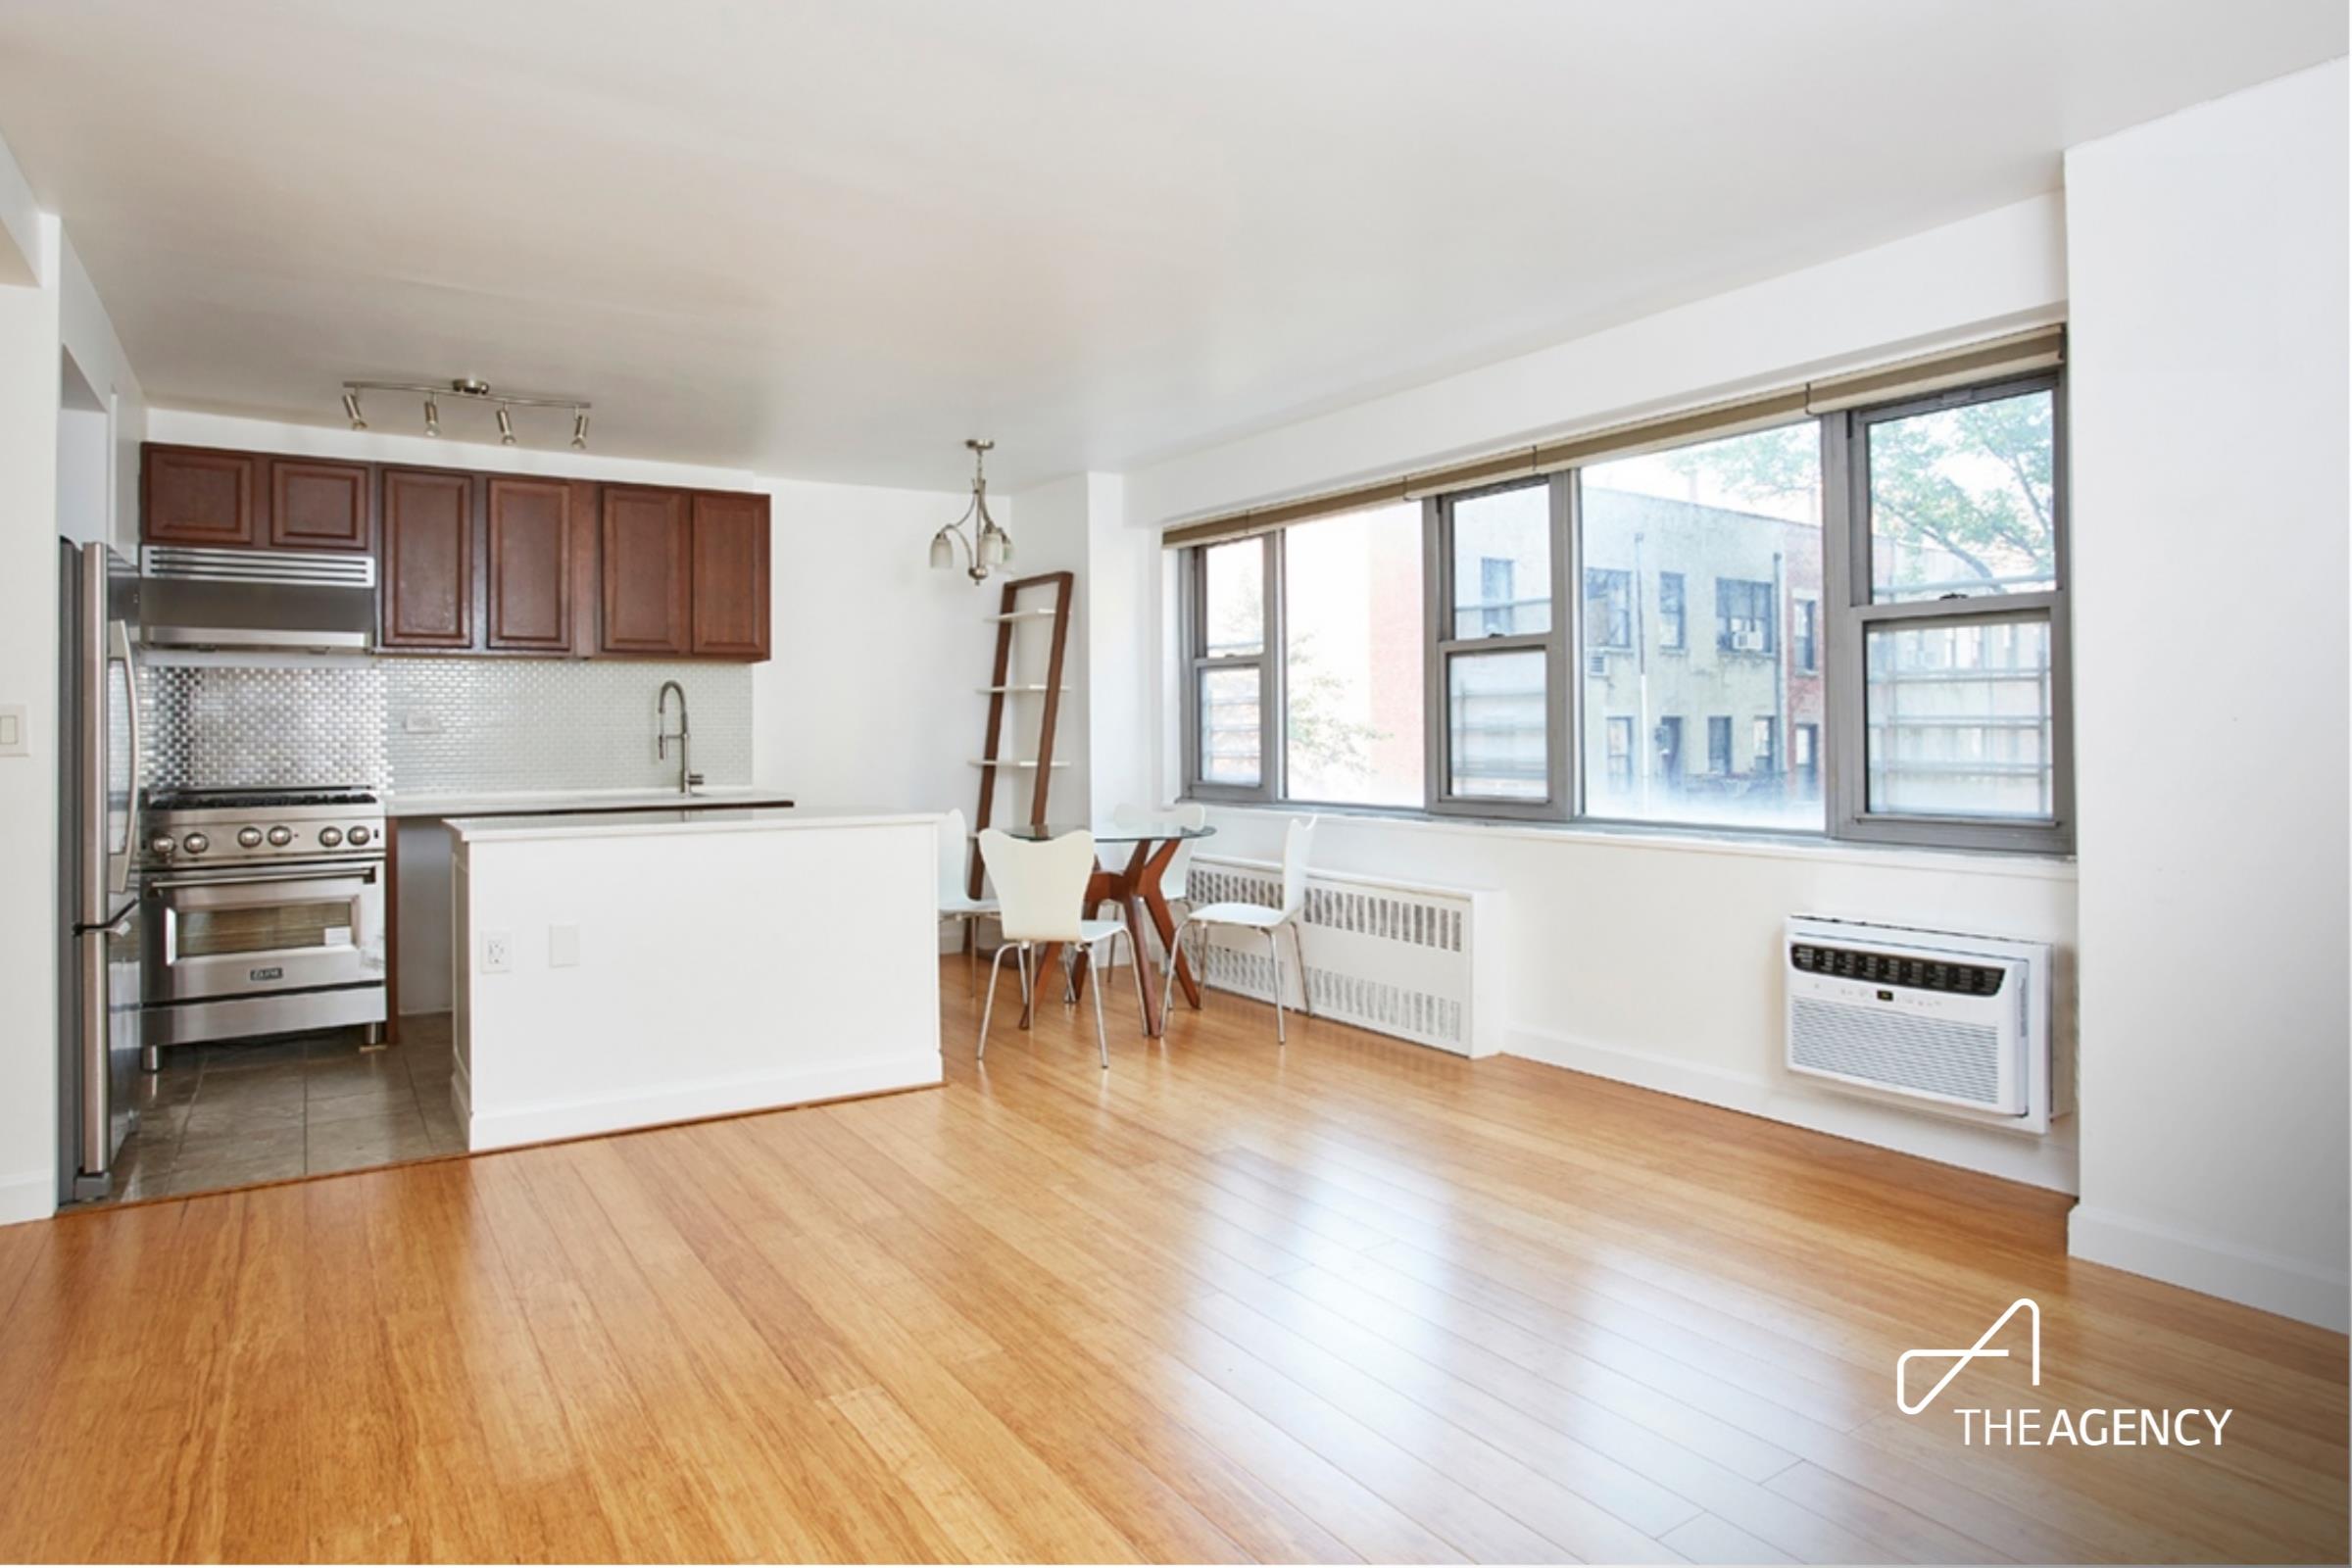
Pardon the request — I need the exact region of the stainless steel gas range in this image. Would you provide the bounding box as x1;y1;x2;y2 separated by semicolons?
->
139;785;388;1061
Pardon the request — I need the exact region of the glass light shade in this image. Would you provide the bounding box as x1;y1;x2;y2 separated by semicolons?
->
928;531;955;570
983;526;1011;566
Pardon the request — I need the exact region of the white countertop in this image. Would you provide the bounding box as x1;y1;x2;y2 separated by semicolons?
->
445;808;937;844
388;785;795;818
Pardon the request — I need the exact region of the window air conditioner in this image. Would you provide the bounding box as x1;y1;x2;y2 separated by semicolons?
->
1586;653;1609;677
1731;628;1766;653
1784;914;2058;1134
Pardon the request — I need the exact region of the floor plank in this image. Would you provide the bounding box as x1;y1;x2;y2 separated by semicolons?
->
0;960;2341;1563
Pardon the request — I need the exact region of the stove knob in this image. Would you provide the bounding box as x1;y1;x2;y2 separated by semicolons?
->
149;834;176;857
318;826;345;848
237;827;264;849
345;825;372;847
181;832;210;856
266;826;293;847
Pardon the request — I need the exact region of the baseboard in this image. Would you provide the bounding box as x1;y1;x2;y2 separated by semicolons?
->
1505;1024;2079;1193
465;1052;943;1152
0;1170;54;1227
2069;1203;2350;1333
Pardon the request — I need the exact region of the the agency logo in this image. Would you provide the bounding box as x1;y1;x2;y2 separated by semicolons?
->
1898;1297;2233;1447
1897;1296;2039;1414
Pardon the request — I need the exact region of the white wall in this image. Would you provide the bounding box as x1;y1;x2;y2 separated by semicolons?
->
0;134;66;1222
1119;193;2083;1192
2064;60;2350;1330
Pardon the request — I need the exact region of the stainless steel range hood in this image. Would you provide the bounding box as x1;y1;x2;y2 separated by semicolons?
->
139;546;377;651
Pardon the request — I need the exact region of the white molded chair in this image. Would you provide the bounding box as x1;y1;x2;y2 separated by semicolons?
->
937;809;998;990
976;829;1148;1069
1161;815;1316;1043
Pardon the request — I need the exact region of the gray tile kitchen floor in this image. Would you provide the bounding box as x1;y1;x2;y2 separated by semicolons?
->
100;1013;465;1203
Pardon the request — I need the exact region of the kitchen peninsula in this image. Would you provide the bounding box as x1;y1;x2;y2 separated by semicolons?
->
443;808;942;1152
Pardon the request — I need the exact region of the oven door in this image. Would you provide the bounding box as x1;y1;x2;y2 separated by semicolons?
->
142;859;386;1004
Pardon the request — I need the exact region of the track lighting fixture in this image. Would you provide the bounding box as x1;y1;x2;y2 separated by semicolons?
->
928;439;1015;585
338;378;591;450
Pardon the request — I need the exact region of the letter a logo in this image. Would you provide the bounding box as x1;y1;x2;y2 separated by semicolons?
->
1896;1298;2040;1414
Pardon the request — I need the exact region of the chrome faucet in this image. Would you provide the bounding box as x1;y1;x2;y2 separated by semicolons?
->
657;680;701;794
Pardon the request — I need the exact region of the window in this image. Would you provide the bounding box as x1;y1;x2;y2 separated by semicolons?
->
1716;578;1776;655
1605;716;1635;789
1436;482;1561;811
1284;504;1425;807
1837;375;2069;850
1186;536;1272;794
1585;568;1633;649
1580;422;1825;830
1174;341;2069;855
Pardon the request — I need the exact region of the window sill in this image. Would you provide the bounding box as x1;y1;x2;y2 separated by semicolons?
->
1188;800;2078;882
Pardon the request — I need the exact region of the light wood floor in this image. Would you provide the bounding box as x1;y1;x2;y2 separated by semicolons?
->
1;960;2342;1563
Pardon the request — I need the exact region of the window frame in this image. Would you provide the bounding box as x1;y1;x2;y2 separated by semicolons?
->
1171;364;2073;859
1181;531;1281;804
1425;476;1570;820
1825;370;2073;854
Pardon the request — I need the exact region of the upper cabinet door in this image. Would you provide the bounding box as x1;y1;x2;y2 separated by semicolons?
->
379;468;476;649
144;447;258;547
268;459;371;551
600;487;692;656
485;477;573;652
690;491;770;660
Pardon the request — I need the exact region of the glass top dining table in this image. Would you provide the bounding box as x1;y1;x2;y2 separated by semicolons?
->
989;820;1214;1033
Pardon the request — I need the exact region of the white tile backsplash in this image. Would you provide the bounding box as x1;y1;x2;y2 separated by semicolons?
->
143;657;752;795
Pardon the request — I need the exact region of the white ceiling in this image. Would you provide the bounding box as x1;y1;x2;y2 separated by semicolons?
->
0;1;2341;490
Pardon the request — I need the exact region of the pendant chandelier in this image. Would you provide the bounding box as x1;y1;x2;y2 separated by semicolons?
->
928;438;1014;584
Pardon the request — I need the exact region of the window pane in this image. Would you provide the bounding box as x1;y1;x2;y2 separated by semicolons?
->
1866;616;2054;818
1451;484;1550;637
1284;504;1425;806
1579;422;1825;830
1201;539;1264;656
1199;665;1261;786
1867;388;2057;602
1447;650;1546;800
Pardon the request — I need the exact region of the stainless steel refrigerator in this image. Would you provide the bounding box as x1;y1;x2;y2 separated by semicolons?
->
57;539;143;1202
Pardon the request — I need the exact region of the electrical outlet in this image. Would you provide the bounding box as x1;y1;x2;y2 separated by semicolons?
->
403;709;443;734
481;931;513;974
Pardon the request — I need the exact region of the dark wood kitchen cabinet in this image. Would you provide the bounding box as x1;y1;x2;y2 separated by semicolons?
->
600;486;694;656
485;477;575;652
268;459;371;551
378;468;475;649
690;490;771;659
143;446;259;547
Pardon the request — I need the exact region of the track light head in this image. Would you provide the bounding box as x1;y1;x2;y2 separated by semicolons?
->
496;406;517;446
341;391;366;431
423;396;440;437
570;408;589;451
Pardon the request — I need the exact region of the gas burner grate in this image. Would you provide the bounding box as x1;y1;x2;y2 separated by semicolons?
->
148;787;380;811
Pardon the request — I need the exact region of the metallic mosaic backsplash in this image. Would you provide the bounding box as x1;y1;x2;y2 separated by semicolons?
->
384;660;751;795
143;665;391;791
142;659;752;796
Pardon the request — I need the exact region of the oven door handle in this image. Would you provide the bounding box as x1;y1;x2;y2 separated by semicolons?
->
148;863;381;892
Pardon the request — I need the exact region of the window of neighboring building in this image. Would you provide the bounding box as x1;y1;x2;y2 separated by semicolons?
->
1794;597;1818;672
1707;715;1732;775
1793;721;1820;799
1716;577;1776;655
1658;571;1686;649
1752;715;1779;776
1604;716;1635;789
1585;568;1633;649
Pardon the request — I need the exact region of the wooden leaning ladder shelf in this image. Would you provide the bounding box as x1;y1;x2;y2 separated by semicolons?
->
968;570;1076;910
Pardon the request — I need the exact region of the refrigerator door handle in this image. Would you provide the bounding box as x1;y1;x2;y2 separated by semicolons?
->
109;615;141;903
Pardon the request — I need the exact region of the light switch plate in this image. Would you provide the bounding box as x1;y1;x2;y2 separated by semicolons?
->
0;705;26;757
549;924;580;967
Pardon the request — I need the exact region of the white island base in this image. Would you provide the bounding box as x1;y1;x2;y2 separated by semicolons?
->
445;808;943;1152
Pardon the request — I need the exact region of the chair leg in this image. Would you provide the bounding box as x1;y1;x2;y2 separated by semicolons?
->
1290;922;1313;1017
1267;928;1287;1044
1063;945;1078;1004
976;942;1013;1058
1158;917;1196;1037
1089;937;1110;1069
964;916;979;995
